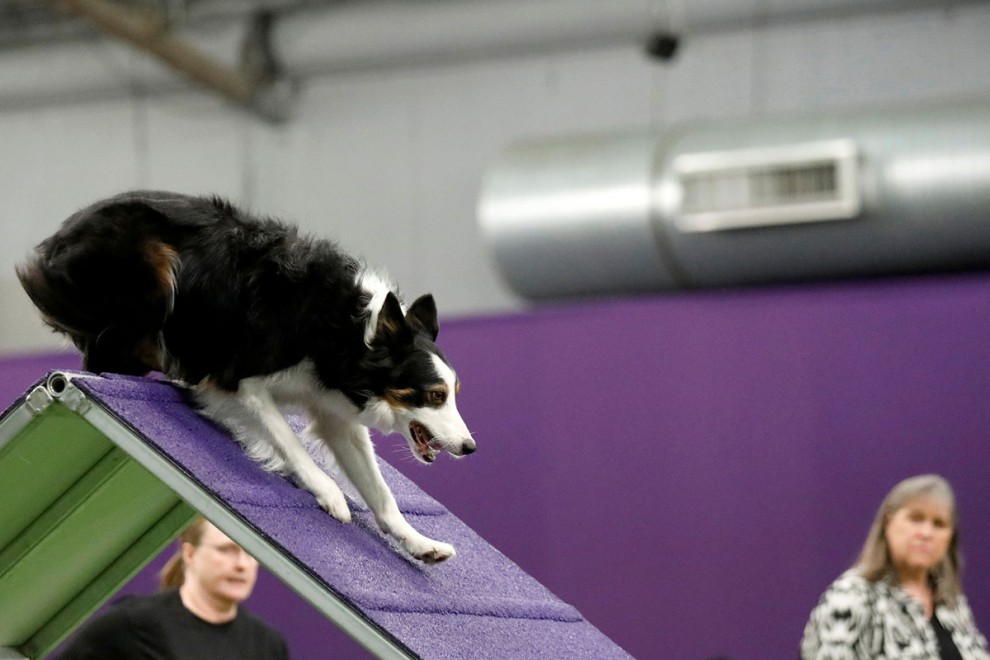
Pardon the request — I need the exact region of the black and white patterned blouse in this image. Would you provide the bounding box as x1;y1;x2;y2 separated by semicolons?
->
802;570;990;659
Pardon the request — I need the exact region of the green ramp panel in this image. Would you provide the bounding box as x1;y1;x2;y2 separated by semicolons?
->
0;379;196;659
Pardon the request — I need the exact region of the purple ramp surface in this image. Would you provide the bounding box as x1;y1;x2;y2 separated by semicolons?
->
69;373;630;660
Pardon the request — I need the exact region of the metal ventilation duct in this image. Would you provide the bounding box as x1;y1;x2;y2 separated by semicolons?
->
478;101;990;298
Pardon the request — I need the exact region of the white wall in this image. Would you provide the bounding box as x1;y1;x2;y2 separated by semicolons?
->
1;2;989;353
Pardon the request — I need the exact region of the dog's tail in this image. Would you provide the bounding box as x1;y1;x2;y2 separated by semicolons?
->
16;200;181;375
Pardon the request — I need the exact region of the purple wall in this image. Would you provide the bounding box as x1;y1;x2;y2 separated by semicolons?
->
5;272;990;659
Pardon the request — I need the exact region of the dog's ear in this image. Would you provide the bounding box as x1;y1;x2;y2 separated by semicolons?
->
405;294;438;341
375;292;411;345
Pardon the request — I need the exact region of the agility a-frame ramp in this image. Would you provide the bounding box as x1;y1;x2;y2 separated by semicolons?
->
0;371;629;659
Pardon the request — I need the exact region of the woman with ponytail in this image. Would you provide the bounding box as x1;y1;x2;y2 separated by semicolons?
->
56;517;289;659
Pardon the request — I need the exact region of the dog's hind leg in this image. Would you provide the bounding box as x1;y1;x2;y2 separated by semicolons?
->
196;381;352;523
310;413;456;564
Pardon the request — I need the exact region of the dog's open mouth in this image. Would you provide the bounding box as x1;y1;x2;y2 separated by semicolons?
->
410;421;443;463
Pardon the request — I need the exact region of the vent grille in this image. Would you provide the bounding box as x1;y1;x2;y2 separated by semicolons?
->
672;139;861;232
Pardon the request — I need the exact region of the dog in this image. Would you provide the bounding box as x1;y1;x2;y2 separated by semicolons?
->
17;190;475;563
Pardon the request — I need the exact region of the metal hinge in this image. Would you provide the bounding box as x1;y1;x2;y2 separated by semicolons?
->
45;372;93;414
25;385;53;415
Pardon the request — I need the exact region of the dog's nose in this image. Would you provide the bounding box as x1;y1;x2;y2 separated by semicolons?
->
460;439;476;455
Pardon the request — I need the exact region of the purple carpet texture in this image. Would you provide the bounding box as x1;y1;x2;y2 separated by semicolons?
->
58;373;631;659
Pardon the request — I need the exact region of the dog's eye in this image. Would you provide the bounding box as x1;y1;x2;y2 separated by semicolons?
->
428;390;447;406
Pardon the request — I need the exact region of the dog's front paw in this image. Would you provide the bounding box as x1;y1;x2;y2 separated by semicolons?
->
315;489;352;524
405;537;456;564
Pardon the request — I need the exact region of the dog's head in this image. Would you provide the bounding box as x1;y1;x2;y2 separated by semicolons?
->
361;292;475;464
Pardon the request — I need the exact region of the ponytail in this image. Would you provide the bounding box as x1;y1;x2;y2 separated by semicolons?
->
159;551;186;590
158;516;210;591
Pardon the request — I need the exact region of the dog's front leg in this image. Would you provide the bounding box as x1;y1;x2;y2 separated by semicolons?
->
312;414;456;564
197;382;352;523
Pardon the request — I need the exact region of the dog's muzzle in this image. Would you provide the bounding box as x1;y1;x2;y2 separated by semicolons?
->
410;422;475;463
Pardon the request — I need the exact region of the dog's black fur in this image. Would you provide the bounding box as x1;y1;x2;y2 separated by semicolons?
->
18;191;440;398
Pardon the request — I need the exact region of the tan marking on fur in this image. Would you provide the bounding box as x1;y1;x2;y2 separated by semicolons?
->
384;388;415;409
133;336;164;372
144;241;179;310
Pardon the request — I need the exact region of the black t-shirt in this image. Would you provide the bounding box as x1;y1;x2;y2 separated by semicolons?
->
55;590;290;660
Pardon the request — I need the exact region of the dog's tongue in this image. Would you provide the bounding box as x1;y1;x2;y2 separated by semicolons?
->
411;422;440;462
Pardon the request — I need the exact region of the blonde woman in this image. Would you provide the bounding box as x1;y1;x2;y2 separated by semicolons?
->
802;474;989;659
57;517;289;659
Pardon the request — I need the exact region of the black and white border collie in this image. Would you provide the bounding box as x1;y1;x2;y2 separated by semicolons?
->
17;191;474;563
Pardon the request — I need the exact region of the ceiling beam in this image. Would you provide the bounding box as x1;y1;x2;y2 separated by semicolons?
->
45;0;260;106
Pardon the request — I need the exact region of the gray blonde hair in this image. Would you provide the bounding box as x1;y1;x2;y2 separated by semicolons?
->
854;474;962;605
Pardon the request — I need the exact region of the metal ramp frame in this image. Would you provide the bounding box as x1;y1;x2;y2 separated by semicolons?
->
0;372;629;660
0;371;409;659
0;376;196;658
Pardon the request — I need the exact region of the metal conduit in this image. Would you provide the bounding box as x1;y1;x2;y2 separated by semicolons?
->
0;0;979;109
477;101;990;297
